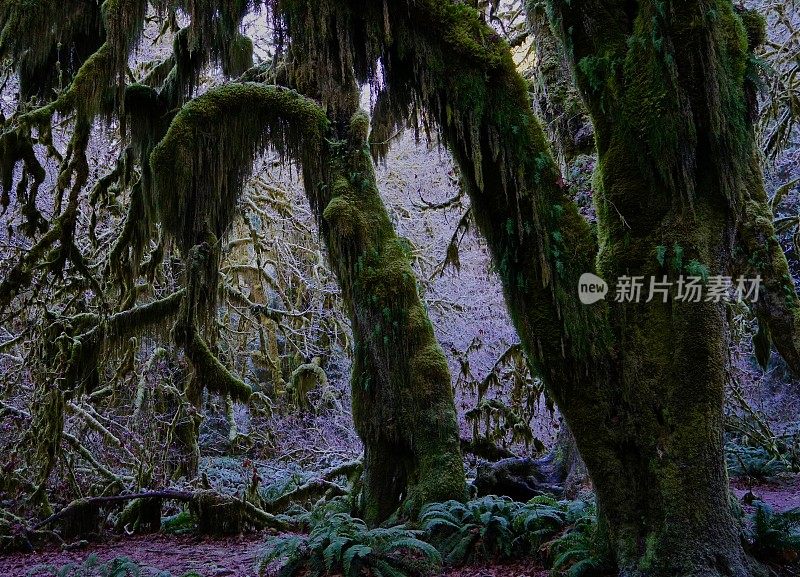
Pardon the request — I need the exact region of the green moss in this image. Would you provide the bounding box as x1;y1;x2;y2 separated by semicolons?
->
151;83;328;251
223;33;253;77
185;328;252;402
102;0;148;78
287;358;327;411
323;195;366;240
736;8;766;51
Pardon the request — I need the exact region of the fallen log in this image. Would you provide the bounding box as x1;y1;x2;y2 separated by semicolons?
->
264;459;362;513
473;455;563;501
33;488;290;535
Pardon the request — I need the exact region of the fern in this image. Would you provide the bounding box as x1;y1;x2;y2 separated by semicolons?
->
421;495;569;565
161;510;197;535
544;500;609;577
259;511;441;577
513;496;569;551
746;501;800;564
725;442;789;481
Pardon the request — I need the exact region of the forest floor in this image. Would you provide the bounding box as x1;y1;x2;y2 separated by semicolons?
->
2;475;798;577
0;532;549;577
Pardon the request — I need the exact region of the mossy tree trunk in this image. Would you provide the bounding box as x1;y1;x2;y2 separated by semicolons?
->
318;113;466;523
548;2;766;572
524;0;593;174
307;0;792;573
271;5;468;522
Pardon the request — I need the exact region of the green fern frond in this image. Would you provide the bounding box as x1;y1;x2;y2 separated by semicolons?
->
747;502;800;563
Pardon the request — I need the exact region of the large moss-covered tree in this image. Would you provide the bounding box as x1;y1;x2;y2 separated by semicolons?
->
0;0;464;520
278;0;800;575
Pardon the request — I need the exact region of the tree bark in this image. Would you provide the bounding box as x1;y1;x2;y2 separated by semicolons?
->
524;0;593;173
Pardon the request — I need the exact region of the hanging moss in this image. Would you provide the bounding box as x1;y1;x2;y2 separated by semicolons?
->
185;328;252;402
150;83;329;252
149;83;326;405
28;386;65;515
152;0;255;106
10;0;148;126
288;358;327;411
736;7;767;51
223;33;254;77
102;0;148;81
0;129;47;236
0;0;104;99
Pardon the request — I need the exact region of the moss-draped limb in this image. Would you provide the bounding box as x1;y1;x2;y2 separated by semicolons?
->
184;327;252;402
149;82;326;402
49;290;185;397
148;84;327;474
736;154;800;374
0;122;92;312
150;83;328;253
523;0;593;172
14;0;148;126
0;221;63;311
0;129;47;236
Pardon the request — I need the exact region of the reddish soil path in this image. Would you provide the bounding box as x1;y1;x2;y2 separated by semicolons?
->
731;474;800;512
0;533;267;577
